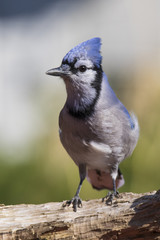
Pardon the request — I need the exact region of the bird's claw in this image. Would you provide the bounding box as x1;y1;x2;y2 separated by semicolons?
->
63;196;82;212
102;191;119;205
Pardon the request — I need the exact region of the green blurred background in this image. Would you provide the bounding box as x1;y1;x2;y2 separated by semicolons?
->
0;0;160;205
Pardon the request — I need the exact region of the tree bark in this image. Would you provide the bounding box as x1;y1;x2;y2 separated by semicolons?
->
0;191;160;240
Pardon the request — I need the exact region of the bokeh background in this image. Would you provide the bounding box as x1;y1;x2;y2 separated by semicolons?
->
0;0;160;205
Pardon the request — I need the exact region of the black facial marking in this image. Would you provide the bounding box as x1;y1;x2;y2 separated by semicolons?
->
62;57;78;74
68;65;103;119
62;57;98;75
91;66;102;95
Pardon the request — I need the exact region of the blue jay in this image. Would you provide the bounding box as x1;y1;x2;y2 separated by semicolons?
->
46;38;139;211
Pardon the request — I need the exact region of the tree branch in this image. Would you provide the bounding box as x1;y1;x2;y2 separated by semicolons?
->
0;191;160;239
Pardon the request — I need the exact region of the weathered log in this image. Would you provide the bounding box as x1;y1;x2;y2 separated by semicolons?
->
0;191;160;239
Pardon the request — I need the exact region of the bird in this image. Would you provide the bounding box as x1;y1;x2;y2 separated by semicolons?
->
46;37;139;212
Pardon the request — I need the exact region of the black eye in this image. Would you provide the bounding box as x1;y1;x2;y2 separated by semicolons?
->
79;65;87;72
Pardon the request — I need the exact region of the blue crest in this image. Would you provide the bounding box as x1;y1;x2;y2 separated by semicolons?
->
63;38;102;67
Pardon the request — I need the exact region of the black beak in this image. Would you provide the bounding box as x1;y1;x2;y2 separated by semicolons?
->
46;67;65;76
46;64;71;78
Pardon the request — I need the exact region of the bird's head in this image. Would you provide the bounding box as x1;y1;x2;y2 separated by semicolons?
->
46;38;103;89
46;38;103;118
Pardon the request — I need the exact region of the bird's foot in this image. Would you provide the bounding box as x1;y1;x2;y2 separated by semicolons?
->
102;191;119;205
62;195;82;212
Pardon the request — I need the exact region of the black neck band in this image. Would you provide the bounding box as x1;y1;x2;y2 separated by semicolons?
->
68;66;103;119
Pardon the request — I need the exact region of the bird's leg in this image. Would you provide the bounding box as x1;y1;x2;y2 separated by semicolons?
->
102;175;119;205
63;164;86;212
65;178;84;212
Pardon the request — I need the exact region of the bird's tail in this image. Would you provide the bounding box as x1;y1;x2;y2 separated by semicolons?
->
87;168;125;191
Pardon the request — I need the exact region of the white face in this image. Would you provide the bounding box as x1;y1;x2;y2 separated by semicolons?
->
64;59;97;89
62;59;99;110
74;59;93;69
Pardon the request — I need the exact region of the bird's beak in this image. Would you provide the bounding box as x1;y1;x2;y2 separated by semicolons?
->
46;66;68;77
